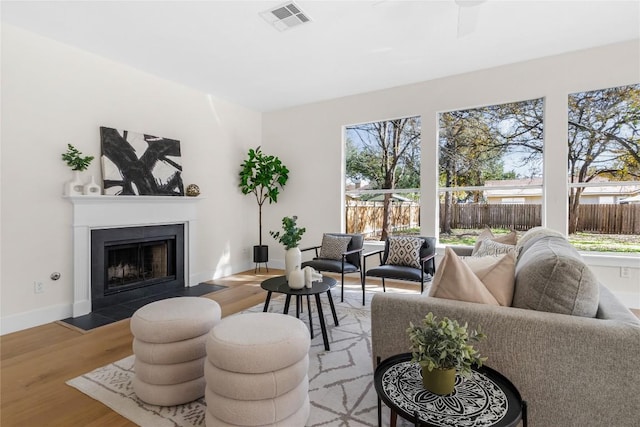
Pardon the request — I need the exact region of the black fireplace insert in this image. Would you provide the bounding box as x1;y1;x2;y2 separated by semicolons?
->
91;224;185;310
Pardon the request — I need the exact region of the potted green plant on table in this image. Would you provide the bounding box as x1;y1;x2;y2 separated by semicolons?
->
239;146;289;268
407;312;487;395
61;143;95;196
270;216;306;280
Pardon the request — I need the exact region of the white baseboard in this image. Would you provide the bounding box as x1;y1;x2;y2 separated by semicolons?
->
1;303;72;335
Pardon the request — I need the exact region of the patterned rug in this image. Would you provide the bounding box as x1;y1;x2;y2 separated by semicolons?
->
67;286;413;426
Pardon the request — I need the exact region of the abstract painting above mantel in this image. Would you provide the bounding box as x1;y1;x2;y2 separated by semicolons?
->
100;127;184;196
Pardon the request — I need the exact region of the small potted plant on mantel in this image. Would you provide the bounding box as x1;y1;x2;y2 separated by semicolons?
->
61;143;96;196
270;215;306;280
407;312;487;395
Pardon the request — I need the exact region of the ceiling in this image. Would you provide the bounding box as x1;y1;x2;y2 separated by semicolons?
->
2;1;639;112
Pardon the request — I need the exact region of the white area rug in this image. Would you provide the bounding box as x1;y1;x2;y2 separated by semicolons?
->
67;286;414;426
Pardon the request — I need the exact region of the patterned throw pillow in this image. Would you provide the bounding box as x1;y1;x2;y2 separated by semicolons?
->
472;239;516;257
472;228;517;256
387;237;422;269
319;234;352;260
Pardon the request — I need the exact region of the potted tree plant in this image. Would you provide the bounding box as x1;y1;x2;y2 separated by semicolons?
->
238;146;289;268
270;216;306;280
406;312;487;395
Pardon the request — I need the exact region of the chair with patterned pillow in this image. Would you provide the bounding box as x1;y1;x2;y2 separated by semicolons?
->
363;236;436;297
301;233;364;304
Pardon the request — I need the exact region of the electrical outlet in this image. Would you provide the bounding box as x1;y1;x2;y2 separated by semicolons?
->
620;267;630;279
34;281;44;294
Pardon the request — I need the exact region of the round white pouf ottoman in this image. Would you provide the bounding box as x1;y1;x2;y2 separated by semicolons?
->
205;312;311;427
130;296;221;406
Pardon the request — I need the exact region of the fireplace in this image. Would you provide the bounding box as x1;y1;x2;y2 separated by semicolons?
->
91;224;185;310
68;195;201;317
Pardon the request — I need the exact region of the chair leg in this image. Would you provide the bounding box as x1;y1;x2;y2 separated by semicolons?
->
382;278;386;292
341;271;345;302
360;270;365;306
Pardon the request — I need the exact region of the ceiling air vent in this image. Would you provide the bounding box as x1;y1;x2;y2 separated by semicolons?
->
260;2;312;31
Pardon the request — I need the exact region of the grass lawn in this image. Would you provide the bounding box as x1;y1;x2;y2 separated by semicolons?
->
438;229;640;253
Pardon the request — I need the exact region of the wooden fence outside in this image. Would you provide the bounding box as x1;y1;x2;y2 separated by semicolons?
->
345;201;420;238
346;201;640;235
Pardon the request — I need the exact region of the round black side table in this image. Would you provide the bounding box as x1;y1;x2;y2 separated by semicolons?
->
374;353;527;427
261;275;338;351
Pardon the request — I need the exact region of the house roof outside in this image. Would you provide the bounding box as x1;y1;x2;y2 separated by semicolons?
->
484;178;640;199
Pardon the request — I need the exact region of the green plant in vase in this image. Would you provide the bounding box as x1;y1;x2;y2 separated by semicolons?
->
270;216;306;249
61;144;94;171
270;216;306;280
407;312;487;395
61;143;95;196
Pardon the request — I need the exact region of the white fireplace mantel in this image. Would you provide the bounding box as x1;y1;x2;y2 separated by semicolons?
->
67;195;203;317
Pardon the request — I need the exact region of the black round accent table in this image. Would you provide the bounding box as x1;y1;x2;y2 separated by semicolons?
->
374;353;527;427
261;275;338;351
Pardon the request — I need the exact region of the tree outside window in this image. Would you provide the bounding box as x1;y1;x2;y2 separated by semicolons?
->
438;99;544;236
567;84;640;238
345;116;421;240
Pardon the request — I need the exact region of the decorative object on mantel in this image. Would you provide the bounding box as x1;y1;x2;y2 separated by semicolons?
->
100;126;184;196
186;183;200;197
61;143;95;196
270;215;306;280
407;312;487;395
83;176;101;195
239;146;289;271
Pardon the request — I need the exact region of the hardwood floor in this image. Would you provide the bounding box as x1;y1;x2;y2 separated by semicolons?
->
2;269;638;426
0;269;281;427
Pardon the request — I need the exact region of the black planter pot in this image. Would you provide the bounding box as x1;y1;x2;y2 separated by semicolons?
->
253;245;269;263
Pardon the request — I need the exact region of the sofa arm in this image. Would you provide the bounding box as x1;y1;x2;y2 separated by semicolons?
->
371;293;640;427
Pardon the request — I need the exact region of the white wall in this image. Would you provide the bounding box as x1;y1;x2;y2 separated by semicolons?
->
2;27;638;334
262;40;640;307
0;25;261;334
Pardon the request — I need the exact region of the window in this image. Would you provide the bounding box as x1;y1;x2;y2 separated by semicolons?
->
567;84;640;252
438;99;544;244
345;116;421;240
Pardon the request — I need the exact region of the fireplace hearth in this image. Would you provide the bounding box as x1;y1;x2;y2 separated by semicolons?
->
91;224;184;310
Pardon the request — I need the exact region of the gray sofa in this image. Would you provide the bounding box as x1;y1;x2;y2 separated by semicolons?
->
371;233;640;426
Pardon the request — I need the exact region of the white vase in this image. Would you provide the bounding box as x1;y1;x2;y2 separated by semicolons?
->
284;247;302;280
288;267;305;289
83;176;101;195
64;170;84;196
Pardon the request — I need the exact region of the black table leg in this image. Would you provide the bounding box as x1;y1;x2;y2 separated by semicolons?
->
296;295;301;319
263;291;272;312
314;293;330;351
306;295;314;338
326;290;339;326
283;295;291;315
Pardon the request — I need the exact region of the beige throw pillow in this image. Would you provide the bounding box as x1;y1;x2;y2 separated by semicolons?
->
428;247;500;305
429;247;516;306
463;252;516;306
